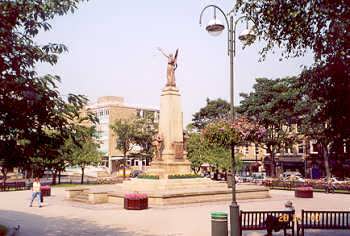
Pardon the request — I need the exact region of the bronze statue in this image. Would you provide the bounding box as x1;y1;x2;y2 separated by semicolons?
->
152;133;164;161
158;47;179;87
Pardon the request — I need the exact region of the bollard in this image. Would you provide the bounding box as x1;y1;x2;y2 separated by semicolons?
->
211;212;228;236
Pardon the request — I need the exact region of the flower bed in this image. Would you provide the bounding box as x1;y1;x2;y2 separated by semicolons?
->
168;174;202;179
124;193;148;210
295;187;313;198
137;174;159;180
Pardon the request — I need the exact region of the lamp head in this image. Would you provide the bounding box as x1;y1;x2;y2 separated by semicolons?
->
205;18;225;36
238;27;256;45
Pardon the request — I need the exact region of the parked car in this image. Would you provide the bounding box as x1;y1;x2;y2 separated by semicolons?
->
283;175;305;183
129;170;144;178
282;171;302;178
251;172;266;184
321;177;345;185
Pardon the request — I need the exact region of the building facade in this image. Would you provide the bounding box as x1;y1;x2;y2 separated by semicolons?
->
86;96;159;174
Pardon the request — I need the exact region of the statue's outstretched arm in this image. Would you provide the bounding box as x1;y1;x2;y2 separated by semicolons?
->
157;47;169;59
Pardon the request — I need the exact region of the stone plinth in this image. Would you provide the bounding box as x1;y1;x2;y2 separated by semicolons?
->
147;86;191;178
159;86;183;159
108;178;270;206
147;160;191;179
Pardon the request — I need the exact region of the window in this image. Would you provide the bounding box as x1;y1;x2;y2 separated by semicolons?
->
310;140;318;154
245;144;249;155
298;144;304;154
255;145;259;155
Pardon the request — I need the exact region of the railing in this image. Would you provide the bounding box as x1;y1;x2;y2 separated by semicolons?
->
263;180;350;192
0;181;28;191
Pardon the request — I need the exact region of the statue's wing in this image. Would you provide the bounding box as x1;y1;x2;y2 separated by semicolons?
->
174;48;179;60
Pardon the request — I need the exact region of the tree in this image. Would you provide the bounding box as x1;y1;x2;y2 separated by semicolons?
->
202;117;264;175
191;98;230;130
67;126;102;184
186;133;209;174
187;132;243;174
235;1;350;178
110;116;157;179
0;1;87;174
238;77;301;177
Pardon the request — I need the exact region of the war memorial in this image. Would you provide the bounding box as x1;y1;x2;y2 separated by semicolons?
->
66;49;269;206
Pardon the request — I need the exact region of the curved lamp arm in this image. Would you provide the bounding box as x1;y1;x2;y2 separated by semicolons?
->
199;5;230;55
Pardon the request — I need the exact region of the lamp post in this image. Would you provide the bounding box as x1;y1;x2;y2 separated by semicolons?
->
199;5;256;236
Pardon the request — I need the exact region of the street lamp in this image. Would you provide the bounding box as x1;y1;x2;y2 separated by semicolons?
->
199;5;256;236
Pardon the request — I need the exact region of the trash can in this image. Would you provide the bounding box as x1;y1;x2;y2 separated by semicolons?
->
211;212;228;236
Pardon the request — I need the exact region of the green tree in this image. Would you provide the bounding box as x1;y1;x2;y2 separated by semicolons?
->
0;1;87;174
235;1;350;178
238;77;300;177
67;126;102;184
110;116;157;179
186;133;209;174
191;98;230;130
186;132;243;174
202;117;263;175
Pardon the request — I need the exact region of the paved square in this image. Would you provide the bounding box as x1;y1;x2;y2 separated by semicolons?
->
1;185;350;235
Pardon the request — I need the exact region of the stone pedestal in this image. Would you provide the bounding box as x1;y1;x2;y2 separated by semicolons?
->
147;86;191;178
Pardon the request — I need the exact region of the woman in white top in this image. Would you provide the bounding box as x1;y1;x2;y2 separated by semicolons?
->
29;177;41;208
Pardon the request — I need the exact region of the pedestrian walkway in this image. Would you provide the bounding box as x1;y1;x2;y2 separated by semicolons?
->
0;186;349;235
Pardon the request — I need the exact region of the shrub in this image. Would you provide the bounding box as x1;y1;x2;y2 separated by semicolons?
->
168;174;202;179
138;174;159;180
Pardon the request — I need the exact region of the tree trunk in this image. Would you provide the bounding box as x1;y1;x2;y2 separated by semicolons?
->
321;143;331;179
58;170;61;184
52;170;57;185
1;168;8;185
81;167;85;184
270;152;276;178
123;152;127;180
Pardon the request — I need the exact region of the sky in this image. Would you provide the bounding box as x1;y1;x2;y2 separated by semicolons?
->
36;0;314;125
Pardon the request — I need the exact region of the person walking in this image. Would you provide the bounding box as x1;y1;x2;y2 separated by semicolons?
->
29;177;42;208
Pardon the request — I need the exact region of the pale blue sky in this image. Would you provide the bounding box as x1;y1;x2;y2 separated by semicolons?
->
37;0;313;125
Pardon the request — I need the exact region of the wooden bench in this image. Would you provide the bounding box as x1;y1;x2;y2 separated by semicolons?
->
297;210;350;236
240;210;295;236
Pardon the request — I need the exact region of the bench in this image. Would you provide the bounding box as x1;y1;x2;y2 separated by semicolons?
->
297;210;350;236
0;181;27;191
240;210;295;236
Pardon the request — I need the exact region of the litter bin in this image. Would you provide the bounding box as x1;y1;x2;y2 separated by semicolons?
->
211;212;228;236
